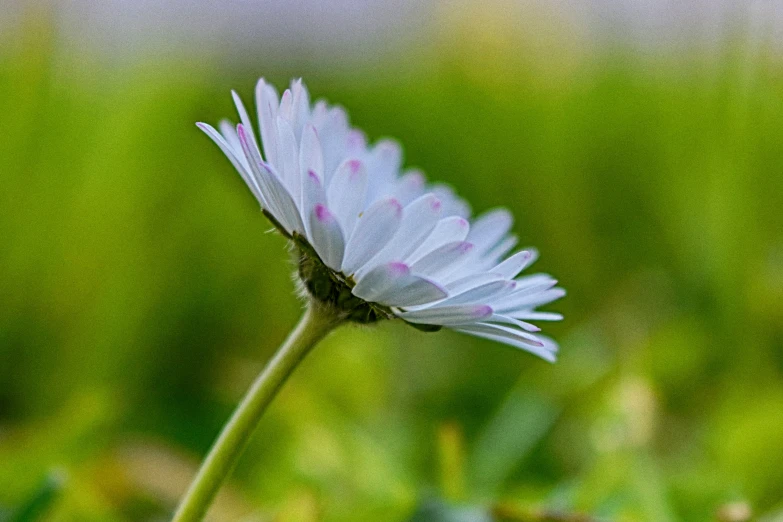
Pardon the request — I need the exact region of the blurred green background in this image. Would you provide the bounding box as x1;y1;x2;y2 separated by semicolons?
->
1;3;782;522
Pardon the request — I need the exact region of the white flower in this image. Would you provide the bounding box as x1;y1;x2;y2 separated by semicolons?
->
198;78;565;361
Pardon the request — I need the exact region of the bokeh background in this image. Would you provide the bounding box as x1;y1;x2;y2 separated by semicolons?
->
1;1;782;521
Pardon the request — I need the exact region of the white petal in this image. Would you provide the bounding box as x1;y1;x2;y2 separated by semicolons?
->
301;170;326;239
497;277;558;304
255;78;279;165
477;235;518;270
512;311;564;321
494;287;566;314
232;91;269;196
393;169;426;206
397;304;492;326
311;99;328;124
278;88;293;122
346;129;367;155
487;314;541;332
445;273;506;295
468;208;513;253
309;204;345;270
197;122;265;206
491;250;536;279
318;107;350;183
276;116;300;195
342;197;403;275
365;139;402;202
290;78;310;139
352;262;408;302
454;323;556;361
232;90;258;145
217;120;246;164
353;262;447;307
437;280;515;307
458;322;545;345
510;288;567;313
299;124;324;182
515;273;557;289
410;241;474;279
326;158;368;237
388;277;448;307
431;184;471;218
369;139;402;176
237;124;303;234
406;216;470;265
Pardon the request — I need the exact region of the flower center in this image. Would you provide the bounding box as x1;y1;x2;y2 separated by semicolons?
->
293;232;394;324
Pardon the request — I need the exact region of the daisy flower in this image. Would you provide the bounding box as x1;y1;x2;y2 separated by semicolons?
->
175;78;567;522
197;78;564;361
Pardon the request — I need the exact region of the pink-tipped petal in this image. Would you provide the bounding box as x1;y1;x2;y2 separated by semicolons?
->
491;249;537;279
436;280;516;308
353;262;447;307
352;262;410;303
398;304;493;326
410;241;474;279
488;314;542;332
393;169;426;205
309;204;345;270
491;280;562;314
406;216;470;265
445;273;506;295
301;169;326;240
346;130;367;153
454;322;556;361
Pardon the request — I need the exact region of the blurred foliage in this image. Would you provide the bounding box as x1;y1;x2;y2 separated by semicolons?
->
1;9;783;522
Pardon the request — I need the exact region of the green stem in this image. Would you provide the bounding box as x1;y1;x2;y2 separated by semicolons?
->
172;302;343;522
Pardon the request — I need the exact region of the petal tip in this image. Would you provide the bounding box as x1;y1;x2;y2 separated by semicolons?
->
388;198;403;214
347;159;363;175
314;204;333;223
387;262;410;275
308;169;321;183
459;242;474;254
474;305;493;319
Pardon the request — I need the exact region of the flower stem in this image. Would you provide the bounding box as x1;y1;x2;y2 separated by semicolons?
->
172;302;342;522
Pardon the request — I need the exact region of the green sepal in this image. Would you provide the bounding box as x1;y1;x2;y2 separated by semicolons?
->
408;322;443;333
261;209;292;239
292;232;395;324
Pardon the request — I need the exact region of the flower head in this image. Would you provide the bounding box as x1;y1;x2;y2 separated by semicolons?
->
198;79;564;361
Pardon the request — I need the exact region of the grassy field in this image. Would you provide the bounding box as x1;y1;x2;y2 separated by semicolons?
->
1;13;782;522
